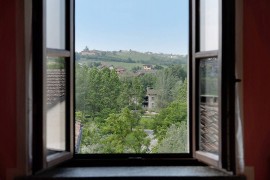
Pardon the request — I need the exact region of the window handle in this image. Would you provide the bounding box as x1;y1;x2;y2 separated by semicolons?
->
235;79;242;83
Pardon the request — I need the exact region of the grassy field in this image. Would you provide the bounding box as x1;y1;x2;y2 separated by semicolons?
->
77;49;188;72
100;61;145;71
80;59;149;71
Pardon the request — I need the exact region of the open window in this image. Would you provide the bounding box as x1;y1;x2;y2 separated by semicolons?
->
31;0;236;174
32;0;74;172
74;0;190;158
191;0;236;172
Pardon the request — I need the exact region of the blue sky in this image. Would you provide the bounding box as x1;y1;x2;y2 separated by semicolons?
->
75;0;189;55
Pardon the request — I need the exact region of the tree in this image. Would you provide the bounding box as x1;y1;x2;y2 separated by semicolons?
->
127;57;134;63
126;126;150;153
138;73;157;94
155;123;188;153
76;63;188;154
131;66;142;73
153;80;188;142
75;63;90;114
130;77;144;111
80;122;103;153
154;65;164;70
82;67;121;122
154;101;187;141
102;113;130;153
117;81;131;109
154;68;179;110
101;108;150;153
169;65;187;82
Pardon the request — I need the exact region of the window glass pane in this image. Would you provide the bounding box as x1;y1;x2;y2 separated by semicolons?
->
199;57;219;155
200;0;219;51
75;0;189;154
46;57;66;154
46;0;66;49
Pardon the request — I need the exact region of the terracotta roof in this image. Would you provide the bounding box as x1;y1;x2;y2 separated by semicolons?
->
200;102;219;154
46;69;66;108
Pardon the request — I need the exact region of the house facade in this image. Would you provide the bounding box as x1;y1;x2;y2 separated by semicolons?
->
145;87;158;111
143;64;153;71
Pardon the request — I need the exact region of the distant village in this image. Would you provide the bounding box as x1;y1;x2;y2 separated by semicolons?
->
78;47;161;76
80;46;180;59
76;47;163;112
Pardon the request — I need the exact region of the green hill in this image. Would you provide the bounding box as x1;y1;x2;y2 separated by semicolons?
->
76;49;187;66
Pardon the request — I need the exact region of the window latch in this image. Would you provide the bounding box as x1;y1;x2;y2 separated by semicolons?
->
234;78;242;83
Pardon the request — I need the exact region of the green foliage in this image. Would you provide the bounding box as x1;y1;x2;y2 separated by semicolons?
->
140;117;155;129
131;66;142;73
155;122;188;153
86;62;101;68
81;54;136;63
75;64;89;112
76;61;189;154
138;73;157;94
75;111;85;123
153;80;188;141
78;50;187;67
169;65;187;82
130;77;144;110
80;122;103;153
154;101;187;141
125;126;150;153
154;68;180;110
76;64;121;121
154;65;164;70
102;112;130;153
47;57;65;69
101;108;150;153
117;81;131;109
153;65;187;111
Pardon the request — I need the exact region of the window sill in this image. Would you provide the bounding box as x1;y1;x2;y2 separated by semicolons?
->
21;166;245;179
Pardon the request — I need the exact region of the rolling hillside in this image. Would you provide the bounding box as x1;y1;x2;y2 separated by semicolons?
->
76;49;187;66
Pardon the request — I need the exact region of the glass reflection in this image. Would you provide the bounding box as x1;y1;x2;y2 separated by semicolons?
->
200;0;219;51
199;58;219;154
46;57;66;155
46;0;66;49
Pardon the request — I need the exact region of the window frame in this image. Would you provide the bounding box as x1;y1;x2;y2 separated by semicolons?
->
31;0;236;174
32;0;74;173
191;0;236;172
72;0;193;161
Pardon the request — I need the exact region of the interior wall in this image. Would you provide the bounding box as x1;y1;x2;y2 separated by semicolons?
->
243;0;270;179
0;0;17;179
